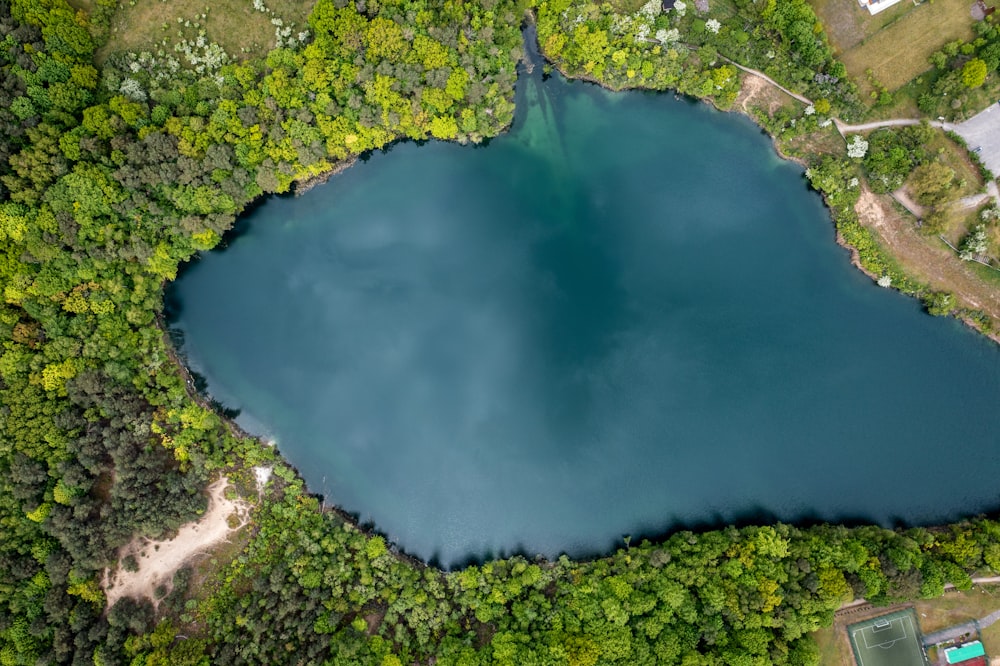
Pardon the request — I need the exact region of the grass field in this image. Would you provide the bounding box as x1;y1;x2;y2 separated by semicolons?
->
913;586;1000;656
810;0;914;54
97;0;315;63
841;0;975;93
848;610;928;666
812;0;976;97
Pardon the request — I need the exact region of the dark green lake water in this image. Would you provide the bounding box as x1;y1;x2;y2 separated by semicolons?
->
169;53;1000;566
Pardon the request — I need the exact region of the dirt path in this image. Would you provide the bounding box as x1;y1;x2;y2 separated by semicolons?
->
987;181;999;208
957;190;996;210
720;57;814;106
855;186;1000;322
837;576;1000;612
103;477;251;607
891;187;927;219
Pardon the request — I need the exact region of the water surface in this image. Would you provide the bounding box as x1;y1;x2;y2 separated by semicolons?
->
169;53;1000;566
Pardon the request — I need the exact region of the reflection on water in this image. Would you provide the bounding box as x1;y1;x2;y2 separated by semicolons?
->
169;48;1000;567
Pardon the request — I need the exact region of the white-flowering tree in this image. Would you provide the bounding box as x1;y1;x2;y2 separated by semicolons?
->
877;275;892;288
119;77;146;101
629;0;660;42
655;28;680;43
673;0;687;17
705;19;721;34
981;206;1000;223
847;135;868;159
611;14;633;35
960;225;990;261
638;0;661;20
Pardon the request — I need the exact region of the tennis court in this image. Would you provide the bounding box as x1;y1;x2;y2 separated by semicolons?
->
848;609;929;666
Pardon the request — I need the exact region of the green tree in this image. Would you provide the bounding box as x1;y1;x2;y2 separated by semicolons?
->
961;58;988;88
908;162;956;206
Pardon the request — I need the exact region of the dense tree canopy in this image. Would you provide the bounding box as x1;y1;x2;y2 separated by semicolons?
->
0;0;994;663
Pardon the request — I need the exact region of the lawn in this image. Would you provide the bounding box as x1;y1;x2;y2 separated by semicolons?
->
786;122;848;159
810;0;914;55
913;585;1000;657
96;0;315;63
814;621;851;666
812;0;977;100
837;0;976;95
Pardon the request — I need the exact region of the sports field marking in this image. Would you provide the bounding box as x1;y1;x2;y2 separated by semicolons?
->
852;615;913;654
848;610;927;666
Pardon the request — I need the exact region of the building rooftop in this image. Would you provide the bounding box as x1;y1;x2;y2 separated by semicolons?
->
945;641;986;665
857;0;904;15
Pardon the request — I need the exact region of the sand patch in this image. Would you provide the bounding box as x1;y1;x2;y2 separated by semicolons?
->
103;476;250;607
855;187;886;225
736;74;781;116
254;465;273;494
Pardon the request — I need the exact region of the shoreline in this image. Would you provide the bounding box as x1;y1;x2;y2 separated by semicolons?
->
293;156;359;196
157;312;258;444
156;31;1000;573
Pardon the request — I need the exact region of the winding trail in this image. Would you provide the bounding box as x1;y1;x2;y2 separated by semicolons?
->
720;62;963;137
723;63;999;211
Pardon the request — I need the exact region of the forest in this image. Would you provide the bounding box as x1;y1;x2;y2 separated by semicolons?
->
1;0;1000;663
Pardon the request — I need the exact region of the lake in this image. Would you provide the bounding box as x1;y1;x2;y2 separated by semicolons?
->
168;42;1000;567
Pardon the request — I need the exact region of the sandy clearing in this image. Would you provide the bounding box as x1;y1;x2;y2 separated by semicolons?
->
722;59;813;106
103;477;250;607
736;74;771;115
254;465;273;495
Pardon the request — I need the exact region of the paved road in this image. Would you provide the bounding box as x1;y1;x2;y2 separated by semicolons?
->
980;608;1000;629
835;118;953;133
956;183;999;211
836;106;1000;180
922;621;978;647
953;103;1000;177
921;604;1000;647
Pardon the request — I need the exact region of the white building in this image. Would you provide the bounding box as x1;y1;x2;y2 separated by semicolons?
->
857;0;904;15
